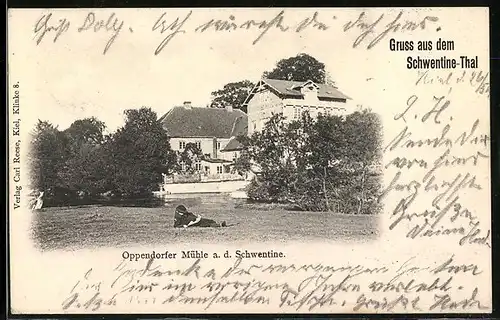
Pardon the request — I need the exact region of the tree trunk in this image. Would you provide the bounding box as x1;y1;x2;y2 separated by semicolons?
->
323;166;330;211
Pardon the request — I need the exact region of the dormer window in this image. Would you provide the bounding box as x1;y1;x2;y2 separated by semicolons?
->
301;85;317;94
298;80;319;102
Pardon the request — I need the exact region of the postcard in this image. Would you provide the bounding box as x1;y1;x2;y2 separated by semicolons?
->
7;7;491;314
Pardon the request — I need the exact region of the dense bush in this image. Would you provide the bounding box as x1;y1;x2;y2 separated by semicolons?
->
29;108;176;204
241;110;383;214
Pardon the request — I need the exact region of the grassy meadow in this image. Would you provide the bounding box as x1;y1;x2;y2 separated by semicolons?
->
30;194;379;251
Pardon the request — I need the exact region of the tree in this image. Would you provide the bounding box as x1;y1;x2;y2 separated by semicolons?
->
28;120;71;199
107;107;175;197
232;136;252;175
56;117;109;198
263;53;328;83
64;117;106;155
244;111;383;213
342;110;383;214
57;142;110;198
210;80;254;113
176;142;203;174
243;113;304;203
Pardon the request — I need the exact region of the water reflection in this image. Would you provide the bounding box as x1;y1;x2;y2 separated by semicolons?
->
43;192;246;209
160;193;247;213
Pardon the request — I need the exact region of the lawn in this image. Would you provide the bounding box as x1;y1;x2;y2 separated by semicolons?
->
30;194;379;251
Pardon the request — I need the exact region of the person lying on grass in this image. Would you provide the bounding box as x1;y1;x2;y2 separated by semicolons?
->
173;205;227;228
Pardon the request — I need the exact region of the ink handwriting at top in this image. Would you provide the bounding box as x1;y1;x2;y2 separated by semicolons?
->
33;13;71;45
394;95;450;125
343;11;439;49
415;70;490;98
152;11;192;56
194;11;329;45
77;12;127;55
195;11;291;45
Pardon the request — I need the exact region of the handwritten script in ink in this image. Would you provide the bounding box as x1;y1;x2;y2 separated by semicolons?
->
31;10;440;55
381;68;491;247
60;255;488;313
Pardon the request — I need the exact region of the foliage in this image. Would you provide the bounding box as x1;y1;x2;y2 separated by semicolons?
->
231;138;252;175
64;117;106;155
28;120;71;199
240;110;383;214
29;108;177;204
210;80;255;113
263;53;328;84
106;107;175;197
56;117;109;198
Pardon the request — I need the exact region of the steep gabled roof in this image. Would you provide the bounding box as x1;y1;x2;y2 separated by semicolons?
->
230;114;248;137
221;136;244;152
243;78;351;105
159;106;248;138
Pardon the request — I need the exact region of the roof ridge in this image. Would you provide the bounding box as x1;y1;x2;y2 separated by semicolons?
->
160;105;248;138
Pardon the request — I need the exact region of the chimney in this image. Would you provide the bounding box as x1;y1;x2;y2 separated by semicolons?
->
225;105;233;112
212;137;218;159
183;101;192;109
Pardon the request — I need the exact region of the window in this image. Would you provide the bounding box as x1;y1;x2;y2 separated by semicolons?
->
195;141;201;149
216;142;221;150
293;106;300;120
233;152;238;161
195;162;202;171
216;166;223;174
179;141;186;149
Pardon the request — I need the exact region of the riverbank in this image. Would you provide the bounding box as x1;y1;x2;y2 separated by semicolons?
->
155;180;250;195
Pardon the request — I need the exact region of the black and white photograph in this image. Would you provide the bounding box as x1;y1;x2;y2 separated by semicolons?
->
28;51;383;251
8;7;491;314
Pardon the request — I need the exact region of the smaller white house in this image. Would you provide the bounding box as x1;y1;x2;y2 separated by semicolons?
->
219;140;242;162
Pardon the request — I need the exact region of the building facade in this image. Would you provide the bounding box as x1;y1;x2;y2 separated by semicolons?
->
243;78;352;135
159;102;248;179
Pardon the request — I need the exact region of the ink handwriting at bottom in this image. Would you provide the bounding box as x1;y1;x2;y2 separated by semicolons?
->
60;256;489;312
62;292;117;311
353;294;421;312
280;274;357;311
430;288;489;311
